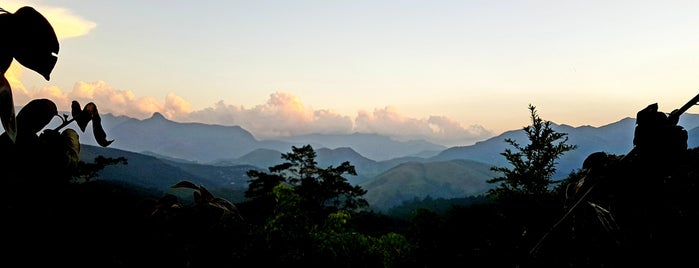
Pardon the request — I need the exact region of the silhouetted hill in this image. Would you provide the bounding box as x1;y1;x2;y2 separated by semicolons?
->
75;112;699;211
361;159;496;211
159;160;259;202
78;112;699;173
679;113;699;130
80;144;199;190
78;113;447;164
79;144;255;202
110;112;291;163
140;150;199;164
213;148;285;167
215;146;394;185
315;147;384;184
430;117;665;179
278;133;447;161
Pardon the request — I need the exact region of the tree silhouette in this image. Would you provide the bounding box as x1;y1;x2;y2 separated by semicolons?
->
487;104;577;199
245;144;368;221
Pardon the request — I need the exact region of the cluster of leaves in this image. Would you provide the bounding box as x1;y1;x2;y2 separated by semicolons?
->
0;98;114;182
0;7;136;267
0;6;114;184
0;6;59;143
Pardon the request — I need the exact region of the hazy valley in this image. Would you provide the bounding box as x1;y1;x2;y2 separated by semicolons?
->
72;112;699;211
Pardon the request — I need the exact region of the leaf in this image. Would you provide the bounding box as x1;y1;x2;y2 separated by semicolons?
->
171;180;200;190
0;75;16;142
76;102;113;147
77;102;97;131
70;100;84;130
198;185;215;203
10;6;59;81
16;98;57;135
91;108;113;147
61;128;80;169
210;197;239;214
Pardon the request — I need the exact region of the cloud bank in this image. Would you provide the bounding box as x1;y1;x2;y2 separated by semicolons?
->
10;78;493;146
179;92;493;146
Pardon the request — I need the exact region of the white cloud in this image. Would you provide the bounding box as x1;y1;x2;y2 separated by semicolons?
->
183;92;354;138
355;106;493;146
10;80;190;121
426;115;493;146
70;81;170;118
163;93;192;118
12;80;492;146
355;106;435;138
5;62;30;105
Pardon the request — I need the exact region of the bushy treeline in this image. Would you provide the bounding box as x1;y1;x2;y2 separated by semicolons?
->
5;149;698;267
385;195;489;220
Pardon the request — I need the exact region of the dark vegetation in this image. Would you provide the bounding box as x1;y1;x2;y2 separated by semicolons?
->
2;5;699;268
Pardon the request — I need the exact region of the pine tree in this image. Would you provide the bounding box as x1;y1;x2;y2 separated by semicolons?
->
487;104;577;200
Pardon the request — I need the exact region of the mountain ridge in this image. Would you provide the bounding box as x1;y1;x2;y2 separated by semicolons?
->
78;112;449;164
71;112;699;210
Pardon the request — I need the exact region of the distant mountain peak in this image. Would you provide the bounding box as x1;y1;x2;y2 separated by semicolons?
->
149;112;168;121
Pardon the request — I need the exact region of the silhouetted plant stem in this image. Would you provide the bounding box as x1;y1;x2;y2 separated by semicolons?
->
52;114;74;132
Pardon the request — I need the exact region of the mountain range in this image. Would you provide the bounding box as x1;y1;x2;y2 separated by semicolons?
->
71;111;699;211
76;112;447;163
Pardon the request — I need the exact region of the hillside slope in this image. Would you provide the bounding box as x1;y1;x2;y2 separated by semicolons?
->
361;159;496;211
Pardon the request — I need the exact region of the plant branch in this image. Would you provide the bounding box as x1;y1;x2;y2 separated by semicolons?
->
53;115;75;132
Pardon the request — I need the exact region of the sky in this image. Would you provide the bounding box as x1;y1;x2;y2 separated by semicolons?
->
4;0;699;146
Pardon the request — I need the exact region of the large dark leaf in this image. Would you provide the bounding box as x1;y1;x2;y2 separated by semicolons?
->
171;181;215;205
0;10;14;74
0;75;16;142
172;181;209;204
10;6;58;81
74;102;113;147
73;101;93;132
90;106;113;147
16;98;57;135
198;185;215;203
210;197;240;214
70;100;83;130
171;180;199;190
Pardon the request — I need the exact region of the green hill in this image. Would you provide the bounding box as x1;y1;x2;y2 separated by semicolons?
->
361;159;497;211
79;144;256;203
